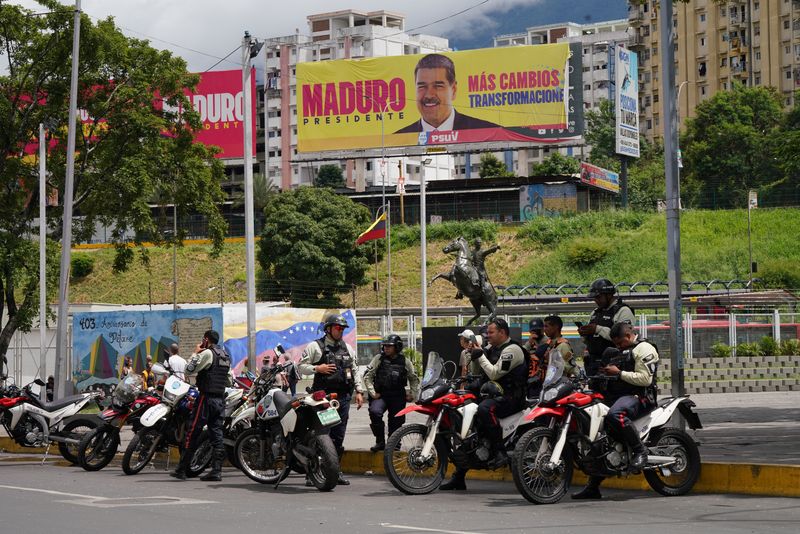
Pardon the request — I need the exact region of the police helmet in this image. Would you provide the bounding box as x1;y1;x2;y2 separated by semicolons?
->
323;313;349;329
381;334;403;352
588;278;616;298
480;381;505;400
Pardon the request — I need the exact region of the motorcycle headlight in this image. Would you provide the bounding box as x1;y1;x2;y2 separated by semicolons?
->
419;388;435;402
542;387;559;404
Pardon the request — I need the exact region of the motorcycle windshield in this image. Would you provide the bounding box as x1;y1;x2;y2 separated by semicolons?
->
420;352;443;388
542;350;565;388
114;374;143;404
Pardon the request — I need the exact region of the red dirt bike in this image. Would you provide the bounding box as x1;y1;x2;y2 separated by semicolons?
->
383;351;535;495
77;374;161;471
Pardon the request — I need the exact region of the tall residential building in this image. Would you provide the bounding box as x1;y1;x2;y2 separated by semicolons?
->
628;0;800;141
455;19;629;178
260;9;453;191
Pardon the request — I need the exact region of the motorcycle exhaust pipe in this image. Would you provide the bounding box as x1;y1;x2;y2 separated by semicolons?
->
48;435;80;445
646;455;677;465
292;443;314;464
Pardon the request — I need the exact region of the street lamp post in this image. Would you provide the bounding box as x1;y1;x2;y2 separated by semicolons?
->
378;100;398;331
420;158;432;329
676;81;692;181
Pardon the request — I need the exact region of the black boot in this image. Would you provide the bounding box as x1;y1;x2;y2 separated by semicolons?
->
369;423;386;452
200;448;224;481
336;447;350;485
170;453;189;480
571;476;604;499
621;425;648;470
439;468;467;491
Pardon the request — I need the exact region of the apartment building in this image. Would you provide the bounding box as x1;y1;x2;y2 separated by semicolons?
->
258;9;453;191
628;0;800;140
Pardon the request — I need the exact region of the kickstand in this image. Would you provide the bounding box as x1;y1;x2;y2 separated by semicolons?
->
40;443;52;466
273;465;290;490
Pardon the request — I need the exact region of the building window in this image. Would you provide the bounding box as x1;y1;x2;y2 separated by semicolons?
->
787;70;793;80
700;86;707;96
653;93;659;103
754;2;759;10
646;119;652;130
755;51;761;60
785;20;791;30
754;24;760;37
755;75;761;85
723;81;728;90
721;57;728;67
699;62;707;76
720;6;726;17
699;13;706;23
700;37;706;47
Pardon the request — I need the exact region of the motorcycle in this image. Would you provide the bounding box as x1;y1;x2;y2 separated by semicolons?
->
233;368;342;491
77;374;161;471
510;351;703;504
121;364;205;475
383;351;534;495
0;376;101;464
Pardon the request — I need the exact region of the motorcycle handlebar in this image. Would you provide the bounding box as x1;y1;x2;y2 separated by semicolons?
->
586;374;620;381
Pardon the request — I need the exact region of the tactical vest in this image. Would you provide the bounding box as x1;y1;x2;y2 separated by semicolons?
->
585;299;633;357
604;340;657;403
311;338;355;395
374;354;408;395
196;346;231;396
486;340;528;403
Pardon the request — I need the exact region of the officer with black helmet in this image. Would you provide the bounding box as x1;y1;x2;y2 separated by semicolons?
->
171;329;231;481
578;278;635;382
363;334;420;452
299;313;364;485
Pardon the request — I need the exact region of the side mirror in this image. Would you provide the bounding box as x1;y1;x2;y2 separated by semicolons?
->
34;378;46;387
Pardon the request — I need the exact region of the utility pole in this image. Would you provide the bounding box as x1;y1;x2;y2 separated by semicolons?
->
659;0;685;397
54;0;82;399
39;123;47;382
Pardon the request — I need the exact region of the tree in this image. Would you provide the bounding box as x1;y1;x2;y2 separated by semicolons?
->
584;99;619;171
0;2;227;362
257;187;375;307
530;152;581;176
682;86;783;208
314;164;345;188
478;153;513;178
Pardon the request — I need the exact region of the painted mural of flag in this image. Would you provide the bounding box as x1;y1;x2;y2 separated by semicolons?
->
356;213;386;245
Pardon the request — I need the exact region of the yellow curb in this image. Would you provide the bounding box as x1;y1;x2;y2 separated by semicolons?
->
340;451;800;498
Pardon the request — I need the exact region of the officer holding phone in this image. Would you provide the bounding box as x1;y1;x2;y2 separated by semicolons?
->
578;279;635;380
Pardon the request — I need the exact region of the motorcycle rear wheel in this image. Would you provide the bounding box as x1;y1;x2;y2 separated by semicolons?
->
383;423;448;495
511;427;573;505
122;428;161;475
58;417;100;465
78;426;120;471
644;427;701;496
234;427;285;484
305;435;339;492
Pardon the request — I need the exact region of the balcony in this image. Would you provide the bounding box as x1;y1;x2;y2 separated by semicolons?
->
628;8;645;26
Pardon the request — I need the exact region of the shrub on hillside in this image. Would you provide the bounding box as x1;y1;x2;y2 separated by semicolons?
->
516;210;648;246
755;259;800;290
779;338;800;356
758;336;780;357
391;220;498;250
71;253;95;279
710;342;732;358
565;238;609;266
735;342;762;357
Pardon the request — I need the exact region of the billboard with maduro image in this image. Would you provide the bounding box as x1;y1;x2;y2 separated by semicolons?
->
297;43;581;152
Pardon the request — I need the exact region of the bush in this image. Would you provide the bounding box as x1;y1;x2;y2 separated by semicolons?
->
758;336;780;357
71;253;95;279
755;259;800;290
735;342;762;357
779;338;800;356
402;348;423;378
391;220;498;250
710;342;732;358
565;238;609;266
516;210;648;246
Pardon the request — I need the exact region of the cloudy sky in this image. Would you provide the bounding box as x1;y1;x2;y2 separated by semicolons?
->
11;0;564;71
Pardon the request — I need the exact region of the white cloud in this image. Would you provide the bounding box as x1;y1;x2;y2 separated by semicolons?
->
9;0;546;70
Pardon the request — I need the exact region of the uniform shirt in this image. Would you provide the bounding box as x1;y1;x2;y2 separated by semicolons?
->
299;335;363;394
187;346;233;387
473;339;525;381
620;339;659;387
593;300;636;342
363;353;420;399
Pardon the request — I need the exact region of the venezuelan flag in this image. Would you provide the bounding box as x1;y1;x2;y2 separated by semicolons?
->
356;213;386;245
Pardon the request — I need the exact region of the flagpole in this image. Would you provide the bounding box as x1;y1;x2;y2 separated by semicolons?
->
387;200;392;331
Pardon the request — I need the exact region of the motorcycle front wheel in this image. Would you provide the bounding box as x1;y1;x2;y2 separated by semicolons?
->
58;417;100;465
234;427;285;484
187;430;213;477
305;434;339;492
78;426;120;471
383;423;448;495
644;427;701;496
511;427;573;505
122;428;162;475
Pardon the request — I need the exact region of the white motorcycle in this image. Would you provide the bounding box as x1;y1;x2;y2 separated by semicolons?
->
383;352;535;495
0;377;101;464
510;351;703;504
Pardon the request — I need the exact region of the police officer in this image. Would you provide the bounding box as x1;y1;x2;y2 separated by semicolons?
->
440;318;527;491
572;322;659;500
578;278;635;381
299;313;364;485
363;334;420;452
171;329;231;481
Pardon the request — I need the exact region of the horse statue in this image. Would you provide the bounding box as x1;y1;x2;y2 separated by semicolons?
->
429;236;498;326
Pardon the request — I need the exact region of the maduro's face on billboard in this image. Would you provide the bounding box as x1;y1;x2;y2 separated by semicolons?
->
415;67;456;128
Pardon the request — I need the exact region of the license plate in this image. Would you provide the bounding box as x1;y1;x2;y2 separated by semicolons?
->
317;407;341;427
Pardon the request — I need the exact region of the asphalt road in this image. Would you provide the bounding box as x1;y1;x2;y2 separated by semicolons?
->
0;461;798;534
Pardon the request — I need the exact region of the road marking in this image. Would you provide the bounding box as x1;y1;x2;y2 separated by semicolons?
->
0;484;215;508
380;524;487;534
